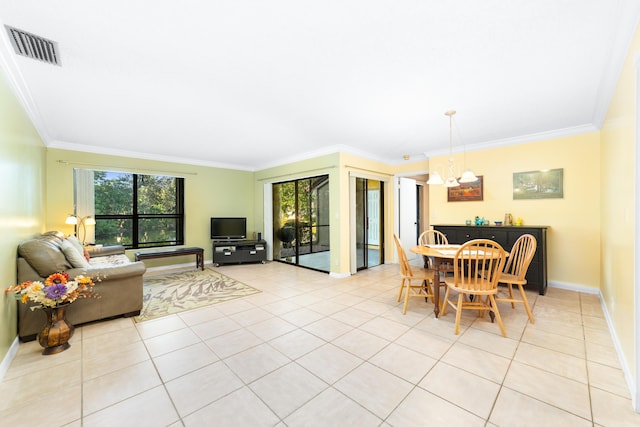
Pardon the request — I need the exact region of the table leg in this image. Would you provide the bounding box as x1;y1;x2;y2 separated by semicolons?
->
433;268;440;318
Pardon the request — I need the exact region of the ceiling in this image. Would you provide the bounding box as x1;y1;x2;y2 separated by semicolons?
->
1;1;639;172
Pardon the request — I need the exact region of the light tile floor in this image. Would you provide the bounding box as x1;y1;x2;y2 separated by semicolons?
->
2;262;640;426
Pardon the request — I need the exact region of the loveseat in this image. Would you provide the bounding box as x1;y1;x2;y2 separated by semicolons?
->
16;231;146;341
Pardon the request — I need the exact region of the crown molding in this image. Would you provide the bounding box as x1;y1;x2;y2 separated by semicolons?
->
254;143;391;171
50;122;601;174
421;123;599;159
48;140;255;172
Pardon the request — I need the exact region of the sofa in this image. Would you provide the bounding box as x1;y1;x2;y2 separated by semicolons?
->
16;231;146;341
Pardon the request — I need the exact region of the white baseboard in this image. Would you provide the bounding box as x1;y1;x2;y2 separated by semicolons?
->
598;290;637;409
0;336;20;383
329;271;351;279
548;280;600;294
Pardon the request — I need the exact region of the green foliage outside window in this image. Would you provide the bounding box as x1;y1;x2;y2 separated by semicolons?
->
93;171;184;248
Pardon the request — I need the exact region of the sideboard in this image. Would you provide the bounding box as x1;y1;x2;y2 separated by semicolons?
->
432;225;548;295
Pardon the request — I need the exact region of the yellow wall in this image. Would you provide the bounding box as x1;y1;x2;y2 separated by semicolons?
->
45;149;256;267
428;132;601;289
0;68;46;362
601;23;640;385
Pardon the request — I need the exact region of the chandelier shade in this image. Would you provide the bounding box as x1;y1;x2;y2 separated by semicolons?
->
428;110;477;187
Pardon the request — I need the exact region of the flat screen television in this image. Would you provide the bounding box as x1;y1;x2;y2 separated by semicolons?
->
211;217;247;241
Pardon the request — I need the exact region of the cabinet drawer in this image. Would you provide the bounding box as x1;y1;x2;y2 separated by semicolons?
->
451;229;480;243
481;229;508;247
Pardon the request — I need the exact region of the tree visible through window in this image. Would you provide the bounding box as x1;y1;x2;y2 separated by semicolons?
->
93;171;184;248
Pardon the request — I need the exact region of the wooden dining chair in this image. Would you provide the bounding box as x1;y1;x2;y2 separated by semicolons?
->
418;229;448;246
418;229;454;273
441;239;507;336
393;234;436;315
496;234;537;323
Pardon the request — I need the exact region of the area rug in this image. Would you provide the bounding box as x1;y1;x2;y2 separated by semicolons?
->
134;268;261;322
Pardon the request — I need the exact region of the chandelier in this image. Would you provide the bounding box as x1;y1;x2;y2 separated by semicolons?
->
427;110;478;187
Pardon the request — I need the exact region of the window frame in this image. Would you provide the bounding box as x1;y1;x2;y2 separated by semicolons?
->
93;173;185;249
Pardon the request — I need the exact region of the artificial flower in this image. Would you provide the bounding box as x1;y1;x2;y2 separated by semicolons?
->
45;272;69;286
5;272;98;310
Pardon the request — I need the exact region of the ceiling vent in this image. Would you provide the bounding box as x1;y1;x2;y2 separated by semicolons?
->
5;25;60;66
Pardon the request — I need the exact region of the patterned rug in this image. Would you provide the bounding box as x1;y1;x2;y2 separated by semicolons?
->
134;268;261;322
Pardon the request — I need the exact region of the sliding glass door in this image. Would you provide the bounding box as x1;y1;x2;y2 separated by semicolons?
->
272;175;330;272
355;178;384;270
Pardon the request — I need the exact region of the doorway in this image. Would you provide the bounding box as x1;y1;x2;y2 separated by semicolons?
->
272;175;330;273
397;174;428;265
355;178;384;270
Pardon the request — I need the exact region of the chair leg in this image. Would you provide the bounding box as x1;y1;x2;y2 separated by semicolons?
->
397;278;405;302
425;280;435;304
403;279;412;315
441;286;450;316
454;293;463;335
478;296;489;318
488;294;507;337
518;284;535;324
507;283;515;308
423;280;429;303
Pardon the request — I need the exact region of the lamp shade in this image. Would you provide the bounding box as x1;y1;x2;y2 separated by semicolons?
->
444;176;460;187
85;217;96;225
459;169;478;183
65;215;78;225
426;171;444;185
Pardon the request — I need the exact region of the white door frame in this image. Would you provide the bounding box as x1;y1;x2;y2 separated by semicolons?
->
263;183;273;261
349;171;390;274
634;50;640;413
398;176;418;261
393;170;429;259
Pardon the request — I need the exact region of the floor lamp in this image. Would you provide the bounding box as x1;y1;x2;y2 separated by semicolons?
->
65;214;96;245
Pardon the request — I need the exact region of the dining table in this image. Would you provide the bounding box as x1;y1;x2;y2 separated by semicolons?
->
410;244;509;318
409;244;461;318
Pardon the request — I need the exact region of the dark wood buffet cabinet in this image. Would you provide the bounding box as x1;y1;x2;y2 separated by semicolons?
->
433;225;548;295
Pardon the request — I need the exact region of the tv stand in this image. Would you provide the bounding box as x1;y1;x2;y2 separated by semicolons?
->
212;240;267;266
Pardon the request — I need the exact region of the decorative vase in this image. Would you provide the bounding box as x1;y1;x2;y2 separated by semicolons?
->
38;303;75;355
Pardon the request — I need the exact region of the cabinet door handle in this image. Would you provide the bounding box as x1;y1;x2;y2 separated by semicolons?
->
491;235;496;239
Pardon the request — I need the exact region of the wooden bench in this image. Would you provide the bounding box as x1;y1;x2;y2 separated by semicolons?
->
135;247;204;270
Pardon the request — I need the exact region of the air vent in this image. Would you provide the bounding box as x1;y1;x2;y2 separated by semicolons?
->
5;25;60;66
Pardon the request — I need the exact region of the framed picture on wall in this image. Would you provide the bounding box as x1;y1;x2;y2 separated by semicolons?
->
447;176;483;202
513;168;563;199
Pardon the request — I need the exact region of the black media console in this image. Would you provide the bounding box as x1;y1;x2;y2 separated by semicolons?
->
212;239;267;266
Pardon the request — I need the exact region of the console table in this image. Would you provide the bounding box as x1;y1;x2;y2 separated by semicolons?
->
135;247;204;270
433;225;548;295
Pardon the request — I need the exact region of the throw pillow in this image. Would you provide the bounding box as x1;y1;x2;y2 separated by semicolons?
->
61;239;91;268
66;235;85;256
18;237;72;277
84;249;90;262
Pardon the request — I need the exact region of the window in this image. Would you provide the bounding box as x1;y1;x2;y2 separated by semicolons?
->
76;170;184;249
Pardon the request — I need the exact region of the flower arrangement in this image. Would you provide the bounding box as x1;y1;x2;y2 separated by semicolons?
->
5;272;98;310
